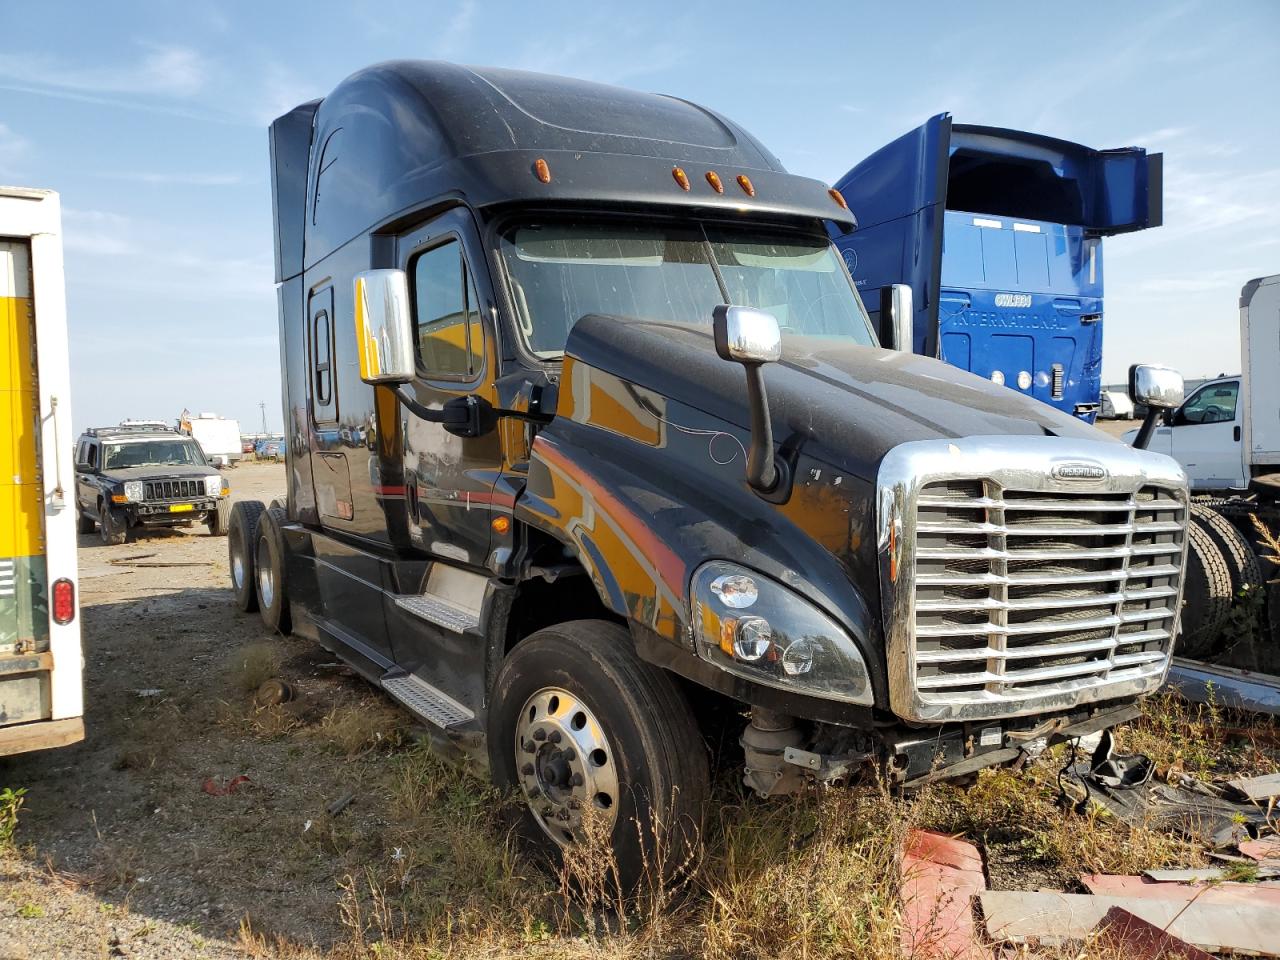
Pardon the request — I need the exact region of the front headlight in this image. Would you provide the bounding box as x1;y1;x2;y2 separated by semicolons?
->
691;560;873;705
122;481;144;502
204;475;224;497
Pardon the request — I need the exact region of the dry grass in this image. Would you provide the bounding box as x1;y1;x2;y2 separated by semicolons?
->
230;641;284;695
316;700;410;758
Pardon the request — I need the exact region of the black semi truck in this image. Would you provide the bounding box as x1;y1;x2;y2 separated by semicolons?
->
232;61;1191;878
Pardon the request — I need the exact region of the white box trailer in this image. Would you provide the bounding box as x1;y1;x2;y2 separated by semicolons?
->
181;412;242;466
1241;274;1280;479
0;187;84;756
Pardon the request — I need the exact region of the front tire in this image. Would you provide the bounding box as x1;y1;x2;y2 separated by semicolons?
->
77;511;95;535
206;499;231;537
98;502;128;545
487;620;709;889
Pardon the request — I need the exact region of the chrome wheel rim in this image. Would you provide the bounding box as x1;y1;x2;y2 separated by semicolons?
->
515;687;619;846
231;543;246;591
256;539;274;609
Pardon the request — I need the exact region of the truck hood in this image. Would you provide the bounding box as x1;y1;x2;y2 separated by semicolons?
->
564;315;1108;482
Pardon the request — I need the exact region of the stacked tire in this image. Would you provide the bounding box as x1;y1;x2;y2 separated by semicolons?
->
227;499;290;634
1180;502;1266;659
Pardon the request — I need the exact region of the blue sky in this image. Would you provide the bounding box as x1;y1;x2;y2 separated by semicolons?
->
1;1;1276;434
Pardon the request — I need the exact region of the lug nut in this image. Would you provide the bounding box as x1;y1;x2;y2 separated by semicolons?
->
521;739;535;754
570;773;584;787
548;730;562;744
563;749;575;762
521;763;534;776
532;729;546;742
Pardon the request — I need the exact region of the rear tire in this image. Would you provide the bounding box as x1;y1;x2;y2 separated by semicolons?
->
98;502;128;545
206;499;231;537
487;620;709;890
77;511;95;535
228;500;266;612
255;507;291;634
1180;523;1233;658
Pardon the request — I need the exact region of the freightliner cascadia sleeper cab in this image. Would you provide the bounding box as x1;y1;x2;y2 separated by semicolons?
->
230;61;1191;880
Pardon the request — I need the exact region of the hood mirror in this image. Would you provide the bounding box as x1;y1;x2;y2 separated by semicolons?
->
712;305;785;496
878;284;913;352
1128;363;1185;450
354;269;415;384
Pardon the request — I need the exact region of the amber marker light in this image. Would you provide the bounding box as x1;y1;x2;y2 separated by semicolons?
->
736;174;755;197
705;170;724;194
828;187;849;210
888;520;898;582
672;166;690;191
492;515;512;535
533;158;552;184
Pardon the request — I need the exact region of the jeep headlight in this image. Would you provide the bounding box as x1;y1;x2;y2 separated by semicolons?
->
122;481;144;502
691;561;873;705
204;475;225;497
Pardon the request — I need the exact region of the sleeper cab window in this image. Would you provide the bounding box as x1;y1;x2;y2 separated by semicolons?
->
412;239;483;379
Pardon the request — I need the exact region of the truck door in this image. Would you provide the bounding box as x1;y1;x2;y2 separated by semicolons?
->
397;214;502;568
1167;380;1249;490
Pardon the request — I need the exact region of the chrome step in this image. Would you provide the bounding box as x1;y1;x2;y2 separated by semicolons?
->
381;673;474;729
393;594;481;633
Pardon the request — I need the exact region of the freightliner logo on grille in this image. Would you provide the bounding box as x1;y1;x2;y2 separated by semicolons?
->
1050;461;1108;481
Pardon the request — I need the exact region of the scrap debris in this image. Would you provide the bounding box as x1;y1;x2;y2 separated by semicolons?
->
201;774;251;796
899;829;986;960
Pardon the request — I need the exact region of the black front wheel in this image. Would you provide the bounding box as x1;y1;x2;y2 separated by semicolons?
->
98;502;127;545
254;507;291;634
487;620;709;889
77;511;95;535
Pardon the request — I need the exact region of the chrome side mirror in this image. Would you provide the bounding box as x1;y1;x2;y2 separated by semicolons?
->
354;269;415;384
1128;363;1185;450
713;305;781;365
879;283;914;352
1128;363;1184;409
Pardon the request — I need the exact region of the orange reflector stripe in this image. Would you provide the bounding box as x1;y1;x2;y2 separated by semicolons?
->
889;522;898;582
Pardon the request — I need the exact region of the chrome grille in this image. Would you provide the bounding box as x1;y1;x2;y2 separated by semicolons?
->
144;478;203;501
910;479;1184;712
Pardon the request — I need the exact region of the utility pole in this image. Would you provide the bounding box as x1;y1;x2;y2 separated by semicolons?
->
259;401;267;435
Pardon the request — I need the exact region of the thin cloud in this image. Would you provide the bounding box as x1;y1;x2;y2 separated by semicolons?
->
0;43;208;97
97;171;244;186
62;208;139;257
0;122;29;175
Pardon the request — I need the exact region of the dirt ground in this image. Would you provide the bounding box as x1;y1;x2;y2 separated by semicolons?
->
0;452;1276;960
0;462;416;959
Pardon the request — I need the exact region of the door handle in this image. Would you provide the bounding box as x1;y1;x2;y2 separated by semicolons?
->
1234;425;1241;442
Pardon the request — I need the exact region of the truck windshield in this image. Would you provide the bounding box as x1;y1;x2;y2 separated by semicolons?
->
500;223;875;358
104;440;207;470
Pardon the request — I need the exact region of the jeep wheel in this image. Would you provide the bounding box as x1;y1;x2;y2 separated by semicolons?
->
98;502;127;545
228;500;266;612
77;511;95;535
206;499;231;537
487;620;709;889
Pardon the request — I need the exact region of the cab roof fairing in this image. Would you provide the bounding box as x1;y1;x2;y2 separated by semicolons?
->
269;60;855;283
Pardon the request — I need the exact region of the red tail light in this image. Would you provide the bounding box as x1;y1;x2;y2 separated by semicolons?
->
52;578;75;625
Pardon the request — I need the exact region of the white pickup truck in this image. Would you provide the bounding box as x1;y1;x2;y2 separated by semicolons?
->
1128;274;1280;495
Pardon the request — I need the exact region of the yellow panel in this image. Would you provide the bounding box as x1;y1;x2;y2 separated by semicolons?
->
0;279;42;559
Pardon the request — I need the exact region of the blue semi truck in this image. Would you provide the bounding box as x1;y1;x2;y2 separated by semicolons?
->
830;114;1163;421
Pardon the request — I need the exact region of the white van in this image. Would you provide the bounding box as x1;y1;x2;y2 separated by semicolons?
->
1099;389;1134;419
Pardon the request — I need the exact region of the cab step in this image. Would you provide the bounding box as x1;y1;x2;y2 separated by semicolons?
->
392;594;480;633
381;671;475;730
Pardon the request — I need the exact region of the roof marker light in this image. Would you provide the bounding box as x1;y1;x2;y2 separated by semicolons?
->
533;158;552;184
828;187;848;210
672;166;690;191
736;174;755;197
705;171;724;194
